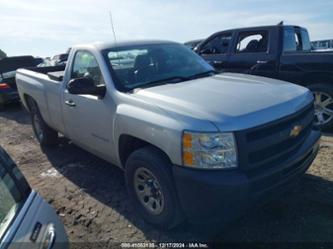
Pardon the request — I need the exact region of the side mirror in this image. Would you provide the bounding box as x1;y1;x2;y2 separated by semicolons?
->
67;77;106;97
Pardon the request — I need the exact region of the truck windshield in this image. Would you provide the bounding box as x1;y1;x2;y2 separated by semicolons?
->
104;43;214;91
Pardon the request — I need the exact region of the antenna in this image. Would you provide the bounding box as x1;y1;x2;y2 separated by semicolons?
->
109;11;118;45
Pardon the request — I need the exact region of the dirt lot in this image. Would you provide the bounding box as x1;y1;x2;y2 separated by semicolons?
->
1;104;333;248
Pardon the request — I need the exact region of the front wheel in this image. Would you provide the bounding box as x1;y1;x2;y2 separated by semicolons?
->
308;84;333;131
29;99;58;146
125;146;184;229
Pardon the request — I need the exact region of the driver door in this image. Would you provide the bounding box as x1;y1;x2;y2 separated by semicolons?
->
62;51;115;160
199;32;232;71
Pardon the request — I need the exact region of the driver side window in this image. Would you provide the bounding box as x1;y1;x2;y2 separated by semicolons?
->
72;51;105;86
201;33;232;55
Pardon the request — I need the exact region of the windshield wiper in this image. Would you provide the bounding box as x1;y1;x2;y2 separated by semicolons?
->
188;70;217;80
131;71;217;91
137;76;190;89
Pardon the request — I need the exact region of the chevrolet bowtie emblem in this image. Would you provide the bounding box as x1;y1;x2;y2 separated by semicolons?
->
290;125;303;137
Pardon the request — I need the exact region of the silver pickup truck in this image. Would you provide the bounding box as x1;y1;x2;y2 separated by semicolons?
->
16;41;321;228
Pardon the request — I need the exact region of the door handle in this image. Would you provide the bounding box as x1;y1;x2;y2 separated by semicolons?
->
210;61;225;68
257;60;268;64
65;100;76;107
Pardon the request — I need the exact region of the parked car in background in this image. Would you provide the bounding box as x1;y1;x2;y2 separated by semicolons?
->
0;56;40;110
16;40;320;228
184;39;204;50
0;146;68;249
195;24;333;130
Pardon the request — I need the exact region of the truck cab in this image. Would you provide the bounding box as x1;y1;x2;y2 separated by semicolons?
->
195;25;333;130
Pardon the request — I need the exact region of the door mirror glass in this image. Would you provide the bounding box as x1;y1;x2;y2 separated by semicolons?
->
67;77;106;97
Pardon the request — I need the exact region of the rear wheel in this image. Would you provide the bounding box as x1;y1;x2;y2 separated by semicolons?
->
308;84;333;131
29;98;58;146
125;146;184;229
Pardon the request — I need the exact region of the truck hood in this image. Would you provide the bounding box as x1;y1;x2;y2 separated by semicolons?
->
133;73;313;131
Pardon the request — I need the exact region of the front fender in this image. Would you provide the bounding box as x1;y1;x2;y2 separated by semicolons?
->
114;104;184;166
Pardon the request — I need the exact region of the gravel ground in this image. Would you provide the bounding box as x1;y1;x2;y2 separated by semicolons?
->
0;103;333;248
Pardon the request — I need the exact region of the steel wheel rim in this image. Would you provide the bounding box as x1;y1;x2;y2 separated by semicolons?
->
33;114;43;141
313;91;333;126
134;167;165;215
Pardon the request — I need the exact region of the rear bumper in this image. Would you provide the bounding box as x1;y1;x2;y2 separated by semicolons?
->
173;129;321;223
0;89;19;105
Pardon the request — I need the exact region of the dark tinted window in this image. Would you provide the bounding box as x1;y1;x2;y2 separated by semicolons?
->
72;51;105;86
201;33;232;54
236;31;268;53
283;27;297;52
301;29;311;51
284;27;311;52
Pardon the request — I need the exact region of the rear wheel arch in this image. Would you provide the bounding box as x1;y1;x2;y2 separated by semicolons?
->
303;73;333;86
24;95;58;146
23;94;35;112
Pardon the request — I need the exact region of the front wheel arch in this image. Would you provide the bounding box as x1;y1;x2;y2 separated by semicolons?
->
118;134;173;169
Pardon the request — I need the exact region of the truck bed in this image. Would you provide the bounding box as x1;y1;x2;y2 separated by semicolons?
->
26;65;66;81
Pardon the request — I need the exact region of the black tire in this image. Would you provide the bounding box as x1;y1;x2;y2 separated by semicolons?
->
308;83;333;131
28;98;58;146
125;146;184;229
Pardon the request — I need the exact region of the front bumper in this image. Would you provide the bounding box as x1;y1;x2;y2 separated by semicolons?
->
173;129;321;223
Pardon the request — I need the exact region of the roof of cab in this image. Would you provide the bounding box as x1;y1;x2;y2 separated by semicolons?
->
212;24;305;34
73;40;178;51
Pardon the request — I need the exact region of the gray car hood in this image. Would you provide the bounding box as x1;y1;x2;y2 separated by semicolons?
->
133;73;313;131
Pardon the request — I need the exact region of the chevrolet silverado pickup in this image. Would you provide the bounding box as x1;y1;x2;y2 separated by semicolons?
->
16;41;320;228
195;24;333;130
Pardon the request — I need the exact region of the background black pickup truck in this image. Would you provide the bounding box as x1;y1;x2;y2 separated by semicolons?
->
194;24;333;130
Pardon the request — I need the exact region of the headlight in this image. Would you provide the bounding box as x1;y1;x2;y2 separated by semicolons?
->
182;131;238;169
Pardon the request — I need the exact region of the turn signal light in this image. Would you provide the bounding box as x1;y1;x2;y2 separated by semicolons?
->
0;83;10;89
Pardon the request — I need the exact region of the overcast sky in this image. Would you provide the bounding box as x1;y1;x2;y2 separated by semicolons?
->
1;0;333;57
